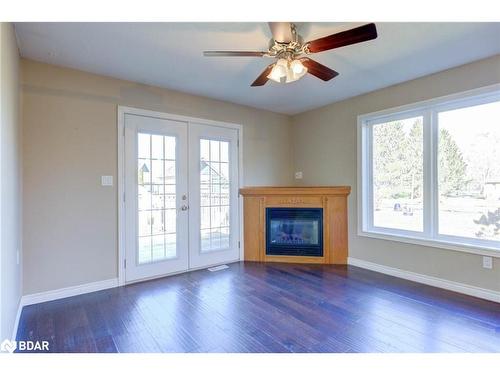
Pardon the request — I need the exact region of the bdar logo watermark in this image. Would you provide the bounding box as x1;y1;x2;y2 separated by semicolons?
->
1;339;49;353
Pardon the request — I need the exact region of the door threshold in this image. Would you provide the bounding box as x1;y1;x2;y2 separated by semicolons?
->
124;260;241;286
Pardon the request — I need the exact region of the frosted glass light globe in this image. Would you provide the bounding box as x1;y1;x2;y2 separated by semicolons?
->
291;59;305;74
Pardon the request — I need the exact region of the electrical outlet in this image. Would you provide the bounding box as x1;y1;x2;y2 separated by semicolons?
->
16;250;20;265
482;256;493;269
295;171;303;180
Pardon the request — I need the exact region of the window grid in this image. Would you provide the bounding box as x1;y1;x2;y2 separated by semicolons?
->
200;139;230;252
137;133;177;264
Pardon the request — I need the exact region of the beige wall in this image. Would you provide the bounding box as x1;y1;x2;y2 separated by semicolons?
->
22;59;293;294
22;53;500;297
1;23;22;340
292;55;500;291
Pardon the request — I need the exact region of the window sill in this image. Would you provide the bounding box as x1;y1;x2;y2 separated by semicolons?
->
357;230;500;258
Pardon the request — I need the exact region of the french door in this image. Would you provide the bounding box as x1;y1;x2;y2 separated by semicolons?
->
123;111;240;283
188;123;240;269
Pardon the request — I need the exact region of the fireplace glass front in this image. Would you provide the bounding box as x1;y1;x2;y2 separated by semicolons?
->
266;207;323;257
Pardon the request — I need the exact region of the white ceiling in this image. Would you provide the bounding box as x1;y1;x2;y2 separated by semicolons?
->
14;22;500;114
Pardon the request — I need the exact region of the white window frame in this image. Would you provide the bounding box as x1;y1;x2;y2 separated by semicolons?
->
358;84;500;258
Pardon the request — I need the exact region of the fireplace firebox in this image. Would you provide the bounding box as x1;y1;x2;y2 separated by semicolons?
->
265;208;323;257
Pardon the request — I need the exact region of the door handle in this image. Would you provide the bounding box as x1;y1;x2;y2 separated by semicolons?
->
180;205;189;211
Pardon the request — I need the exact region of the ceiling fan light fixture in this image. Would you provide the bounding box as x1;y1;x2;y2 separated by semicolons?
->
268;58;307;84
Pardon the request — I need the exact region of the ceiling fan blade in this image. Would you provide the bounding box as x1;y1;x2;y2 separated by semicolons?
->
300;58;339;81
268;22;294;43
306;23;377;53
203;51;267;57
251;63;276;87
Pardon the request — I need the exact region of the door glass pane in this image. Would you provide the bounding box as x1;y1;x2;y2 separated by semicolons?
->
151;160;164;184
138;237;152;264
200;138;231;252
210;140;220;161
151;135;164;159
438;101;500;242
138;133;151;159
137;132;178;264
152;235;166;261
372;116;424;232
138;211;151;237
164;136;176;160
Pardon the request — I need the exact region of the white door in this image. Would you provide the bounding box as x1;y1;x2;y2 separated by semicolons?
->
123;112;240;283
188;123;240;269
124;114;189;282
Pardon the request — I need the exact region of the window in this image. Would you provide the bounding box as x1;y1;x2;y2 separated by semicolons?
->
359;86;500;254
137;133;177;264
372;115;424;232
199;139;231;252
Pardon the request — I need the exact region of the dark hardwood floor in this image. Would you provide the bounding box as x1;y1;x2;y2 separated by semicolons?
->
16;262;500;353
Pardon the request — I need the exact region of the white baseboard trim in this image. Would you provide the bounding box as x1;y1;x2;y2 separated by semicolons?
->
21;278;119;307
348;257;500;303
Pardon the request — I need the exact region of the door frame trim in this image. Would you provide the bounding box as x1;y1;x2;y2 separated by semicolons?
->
117;106;244;286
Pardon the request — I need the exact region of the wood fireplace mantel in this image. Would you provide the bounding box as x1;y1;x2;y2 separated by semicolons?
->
239;186;351;265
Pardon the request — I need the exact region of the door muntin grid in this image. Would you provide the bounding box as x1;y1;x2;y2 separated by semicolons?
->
137;132;177;264
200;138;231;253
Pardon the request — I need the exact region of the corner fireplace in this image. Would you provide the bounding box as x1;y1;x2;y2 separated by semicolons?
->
265;207;323;257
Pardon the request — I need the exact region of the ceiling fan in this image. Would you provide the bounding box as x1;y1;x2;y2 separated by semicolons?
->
203;22;378;87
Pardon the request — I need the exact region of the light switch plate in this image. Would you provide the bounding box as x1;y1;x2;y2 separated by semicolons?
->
482;256;493;269
295;171;303;179
101;175;113;186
